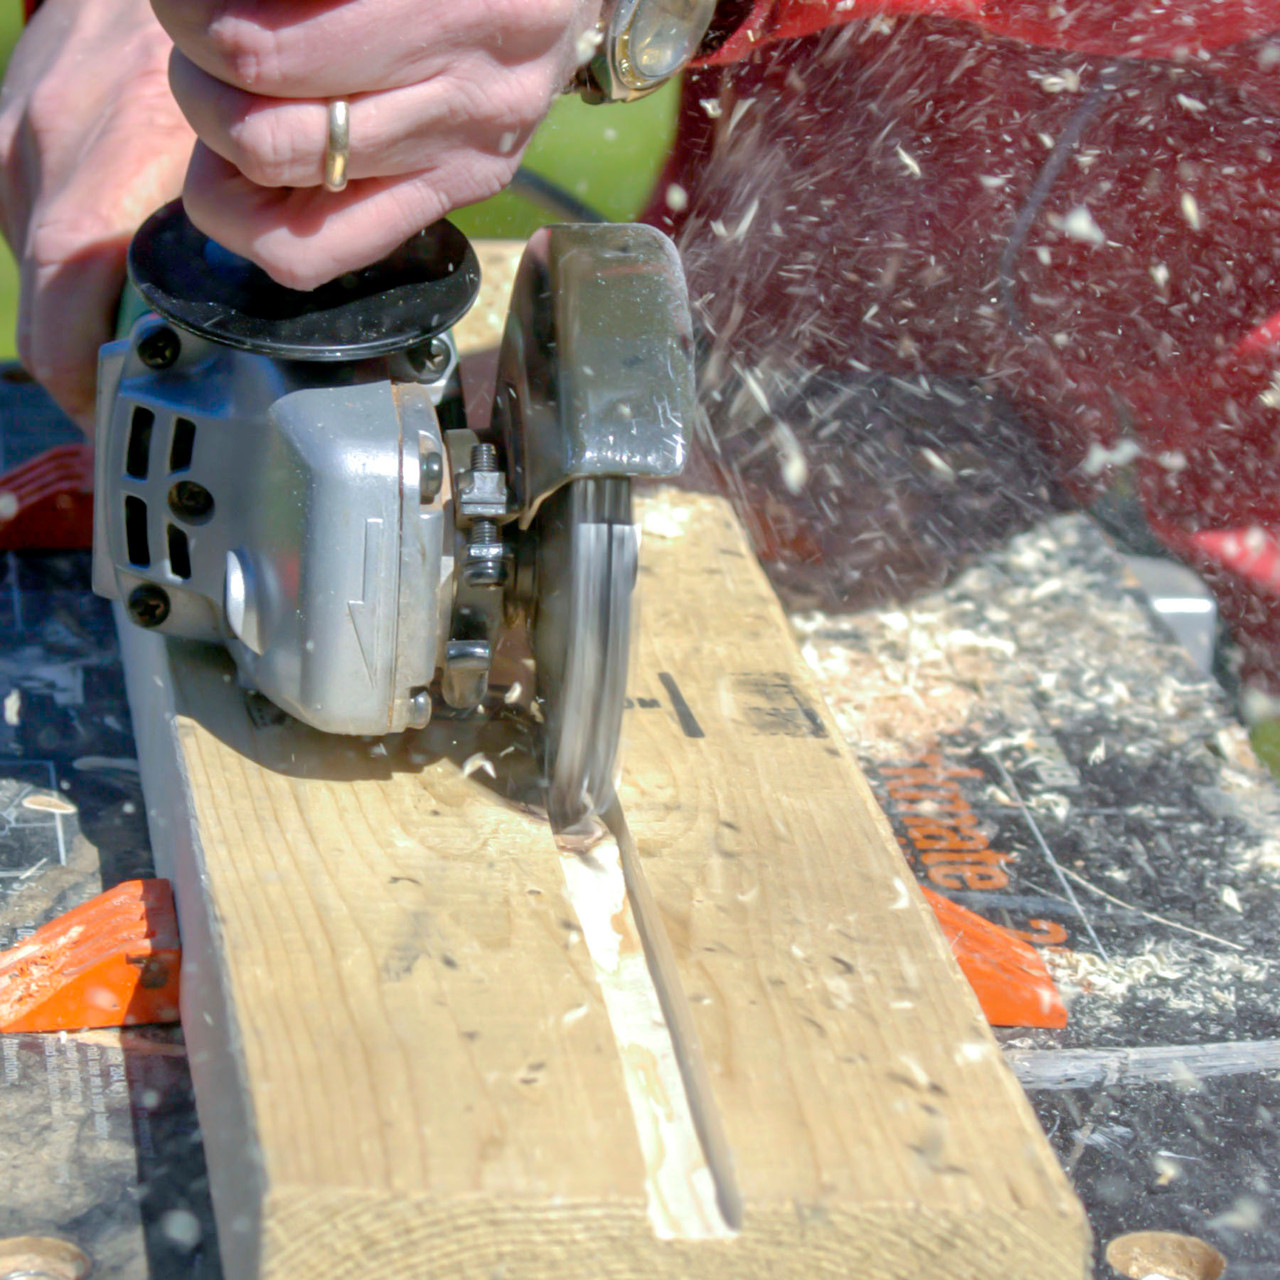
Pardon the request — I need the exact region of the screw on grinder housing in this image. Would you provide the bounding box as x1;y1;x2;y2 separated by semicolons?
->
92;202;694;832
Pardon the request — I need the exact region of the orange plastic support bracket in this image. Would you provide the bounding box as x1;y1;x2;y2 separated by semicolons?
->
922;886;1067;1029
0;879;181;1033
0;876;1056;1032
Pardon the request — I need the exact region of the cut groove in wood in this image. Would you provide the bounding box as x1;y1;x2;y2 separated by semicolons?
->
619;489;1091;1273
608;802;744;1232
558;832;732;1239
119;485;1090;1279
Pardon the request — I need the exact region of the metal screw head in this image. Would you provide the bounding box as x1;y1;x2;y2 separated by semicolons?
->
464;547;507;587
407;337;451;378
137;326;181;370
167;480;215;522
126;584;171;629
419;451;444;503
406;687;432;730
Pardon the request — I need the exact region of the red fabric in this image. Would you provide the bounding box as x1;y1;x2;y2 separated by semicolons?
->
702;0;1280;63
0;443;94;552
665;10;1280;691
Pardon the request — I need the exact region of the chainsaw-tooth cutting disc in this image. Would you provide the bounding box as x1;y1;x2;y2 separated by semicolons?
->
532;477;637;835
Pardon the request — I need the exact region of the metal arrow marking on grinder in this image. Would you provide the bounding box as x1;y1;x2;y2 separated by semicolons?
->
349;517;384;682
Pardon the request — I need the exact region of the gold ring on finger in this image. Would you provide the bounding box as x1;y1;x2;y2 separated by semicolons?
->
324;98;351;193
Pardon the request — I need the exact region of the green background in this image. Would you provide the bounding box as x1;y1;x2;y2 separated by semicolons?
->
0;4;678;358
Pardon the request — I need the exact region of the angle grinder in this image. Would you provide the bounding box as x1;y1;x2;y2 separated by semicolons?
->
91;202;694;832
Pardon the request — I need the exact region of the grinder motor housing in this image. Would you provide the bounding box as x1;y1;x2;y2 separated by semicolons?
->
92;205;694;825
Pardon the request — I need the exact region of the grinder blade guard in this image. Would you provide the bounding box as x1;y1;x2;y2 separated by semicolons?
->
93;202;694;832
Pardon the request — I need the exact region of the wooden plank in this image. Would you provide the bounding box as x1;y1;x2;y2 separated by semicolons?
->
621;491;1090;1269
116;238;1087;1278
120;621;677;1277
120;482;1088;1278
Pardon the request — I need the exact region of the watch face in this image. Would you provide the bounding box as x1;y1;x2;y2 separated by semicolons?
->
616;0;718;89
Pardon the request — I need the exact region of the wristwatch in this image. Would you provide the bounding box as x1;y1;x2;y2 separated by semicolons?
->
575;0;721;103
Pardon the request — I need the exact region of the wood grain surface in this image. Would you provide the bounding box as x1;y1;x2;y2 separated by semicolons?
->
122;487;1088;1278
117;237;1089;1277
619;491;1090;1272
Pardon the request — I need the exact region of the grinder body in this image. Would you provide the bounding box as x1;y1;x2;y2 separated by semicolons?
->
92;206;694;829
95;334;456;735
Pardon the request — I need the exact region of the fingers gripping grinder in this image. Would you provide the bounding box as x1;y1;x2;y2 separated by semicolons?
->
92;203;693;832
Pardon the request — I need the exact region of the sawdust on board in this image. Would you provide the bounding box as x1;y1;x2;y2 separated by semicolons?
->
787;515;1280;1046
793;607;991;754
1045;940;1270;1025
639;497;694;540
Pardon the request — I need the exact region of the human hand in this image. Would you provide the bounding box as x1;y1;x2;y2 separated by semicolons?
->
151;0;603;290
0;0;195;431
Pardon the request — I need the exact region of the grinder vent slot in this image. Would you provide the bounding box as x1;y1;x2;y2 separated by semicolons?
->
125;406;154;479
124;496;150;567
169;417;196;472
167;525;192;580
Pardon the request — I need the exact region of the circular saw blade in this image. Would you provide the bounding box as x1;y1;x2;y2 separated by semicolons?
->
532;477;637;835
